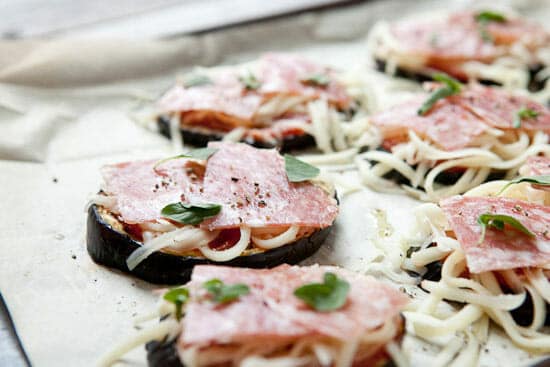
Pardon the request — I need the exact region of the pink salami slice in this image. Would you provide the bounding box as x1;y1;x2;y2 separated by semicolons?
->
157;53;351;124
523;156;550;176
440;196;550;273
181;264;408;347
201;142;338;230
388;11;548;80
101;160;201;224
458;84;550;132
371;95;487;151
101;143;337;230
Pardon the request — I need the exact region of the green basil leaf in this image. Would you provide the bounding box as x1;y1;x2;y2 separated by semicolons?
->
284;154;320;182
153;148;218;170
183;74;212;88
513;107;539;128
475;11;507;23
301;73;330;87
477;213;535;244
163;287;189;321
294;272;350;312
203;278;250;304
417;73;462;115
497;175;550;195
161;203;221;225
239;72;261;90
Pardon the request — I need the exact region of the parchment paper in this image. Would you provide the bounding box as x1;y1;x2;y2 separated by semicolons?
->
0;1;548;366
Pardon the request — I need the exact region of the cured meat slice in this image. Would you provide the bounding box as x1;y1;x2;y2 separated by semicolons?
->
257;53;351;108
101;160;201;224
386;11;548;80
201;142;338;230
157;53;350;127
458;84;550;132
440;196;550;273
100;143;337;230
370;95;487;151
523;156;550;176
181;264;408;346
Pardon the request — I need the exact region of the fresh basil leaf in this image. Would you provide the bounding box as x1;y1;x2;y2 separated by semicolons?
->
183;74;212;88
477;213;535;244
475;11;507;23
161;203;221;225
203;279;250;303
294;272;350;312
163;287;189;321
417;73;462;115
284;154;320;182
239;72;261;90
513;107;539;128
153;148;218;170
301;73;330;87
475;11;506;43
497;175;550;195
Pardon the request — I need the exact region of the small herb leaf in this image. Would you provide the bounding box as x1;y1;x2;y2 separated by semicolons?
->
183;74;212;88
418;73;462;115
477;213;535;244
163;287;189;320
161;203;221;225
475;11;507;23
294;272;350;312
284;154;320;182
513;107;539;128
239;72;261;90
153;148;218;170
203;279;250;303
301;73;331;87
497;175;550;195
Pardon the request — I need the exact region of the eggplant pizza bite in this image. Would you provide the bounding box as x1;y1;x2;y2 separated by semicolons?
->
87;142;338;284
369;9;549;90
156;53;355;152
355;77;549;202
101;264;408;367
402;172;550;355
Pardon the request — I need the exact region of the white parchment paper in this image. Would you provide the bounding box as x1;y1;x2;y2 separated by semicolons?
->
0;1;548;366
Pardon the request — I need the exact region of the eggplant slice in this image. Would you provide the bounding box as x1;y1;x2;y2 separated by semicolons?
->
157;115;316;152
145;335;398;367
87;205;332;284
146;338;182;367
375;59;547;92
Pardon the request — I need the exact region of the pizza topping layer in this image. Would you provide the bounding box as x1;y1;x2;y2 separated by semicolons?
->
200;142;337;230
100;142;337;230
386;10;548;79
181;264;408;346
370;83;549;151
157;53;351;130
440;195;550;273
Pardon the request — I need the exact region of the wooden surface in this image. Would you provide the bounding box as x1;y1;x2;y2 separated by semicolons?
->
0;1;349;365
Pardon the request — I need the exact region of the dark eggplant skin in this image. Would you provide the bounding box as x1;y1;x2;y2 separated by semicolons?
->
375;59;547;92
146;337;182;367
86;204;332;285
145;334;397;367
157;115;316;152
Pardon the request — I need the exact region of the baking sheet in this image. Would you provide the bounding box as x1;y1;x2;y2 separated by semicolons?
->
0;1;548;366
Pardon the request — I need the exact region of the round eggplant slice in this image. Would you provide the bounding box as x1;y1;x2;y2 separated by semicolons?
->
375;58;546;92
157;115;316;152
86;205;332;285
146;338;182;367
